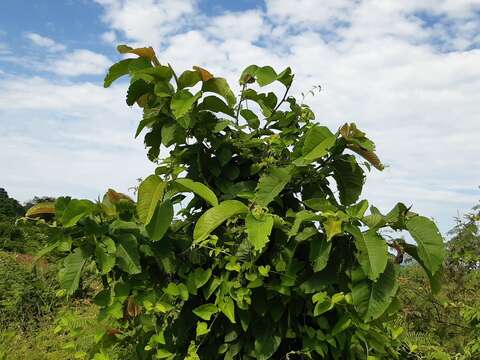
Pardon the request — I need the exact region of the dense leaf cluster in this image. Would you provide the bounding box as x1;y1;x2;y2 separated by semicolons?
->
28;45;445;359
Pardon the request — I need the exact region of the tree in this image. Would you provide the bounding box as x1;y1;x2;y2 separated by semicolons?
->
29;45;445;359
0;188;24;218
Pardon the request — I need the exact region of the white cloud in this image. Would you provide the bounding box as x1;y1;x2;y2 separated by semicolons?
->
25;32;66;52
101;30;117;44
48;49;112;76
95;0;197;46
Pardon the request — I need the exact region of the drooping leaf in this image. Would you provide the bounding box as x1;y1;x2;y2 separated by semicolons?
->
219;297;236;323
192;303;218;321
202;78;236;107
240;109;260;129
25;202;55;217
254;166;293;207
117;44;157;61
405;216;445;275
146;199;174;241
62;199;96;228
351;261;399;322
193;200;248;242
309;238;332;272
403;243;443;294
323;214;344;241
59;247;89;295
331;155;365;206
193;65;214;81
347;225;388;281
198;96;235;117
137;175;166;225
187;268;212;294
246;213;274;251
95;244;116;275
115;234;141;274
177;70;201;90
302;125;335;155
104;58;134;88
175;178;218;206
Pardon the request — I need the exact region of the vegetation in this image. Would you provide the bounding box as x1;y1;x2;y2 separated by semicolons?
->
21;45;448;359
0;46;477;359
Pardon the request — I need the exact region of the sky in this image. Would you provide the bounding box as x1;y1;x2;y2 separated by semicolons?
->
0;0;479;235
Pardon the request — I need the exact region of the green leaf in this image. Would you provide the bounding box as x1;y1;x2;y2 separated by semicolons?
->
177;69;201;90
255;66;278;87
137;175;166;225
302;125;335;156
193;200;248;242
288;210;320;237
323;214;344;241
403;243;443;294
187;268;212;294
95;244;116;275
309;238;331;272
198;96;234;117
146;199;173;241
196;322;209;337
254;166;293;207
254;334;282;360
62;199;96;228
104;58;134;88
332;155;365;206
59;247;88;295
347;225;388;281
246;213;274;251
202;78;236;107
240;109;260;129
175;178;218;206
161;121;185;147
219;297;236;323
352;261;399;322
405;216;445;275
193;303;218;321
171;89;202;119
115;234;141;274
126;79;153;106
295;127;336;165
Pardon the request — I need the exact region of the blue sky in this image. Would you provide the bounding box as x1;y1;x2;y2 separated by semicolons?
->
0;0;479;235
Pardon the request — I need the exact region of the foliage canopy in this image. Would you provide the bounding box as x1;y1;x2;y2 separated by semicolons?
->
29;45;446;359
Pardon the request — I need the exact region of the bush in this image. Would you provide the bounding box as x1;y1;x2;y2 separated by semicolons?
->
30;45;446;359
0;251;61;331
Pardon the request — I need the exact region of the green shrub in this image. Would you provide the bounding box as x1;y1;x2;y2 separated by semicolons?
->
0;251;61;331
30;45;446;359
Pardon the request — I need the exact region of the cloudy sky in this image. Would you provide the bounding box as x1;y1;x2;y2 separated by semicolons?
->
0;0;479;234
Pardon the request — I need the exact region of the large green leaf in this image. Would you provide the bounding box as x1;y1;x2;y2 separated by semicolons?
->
137;175;166;225
146;199;174;241
177;70;201;90
347;225;388;281
171;89;202;119
246;213;274;251
403;243;443;294
309;238;332;272
186;268;212;294
351;261;399;322
174;178;218;206
59;247;89;295
193;200;248;242
62;199;96;228
193;303;217;321
254;166;293;207
25;202;56;218
295;127;336;165
254;334;282;360
332;155;365;206
201;78;236;107
104;58;134;88
405;216;445;275
116;234;141;274
219;297;236;323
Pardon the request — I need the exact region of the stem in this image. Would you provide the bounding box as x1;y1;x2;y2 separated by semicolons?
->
262;82;292;130
235;83;247;126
